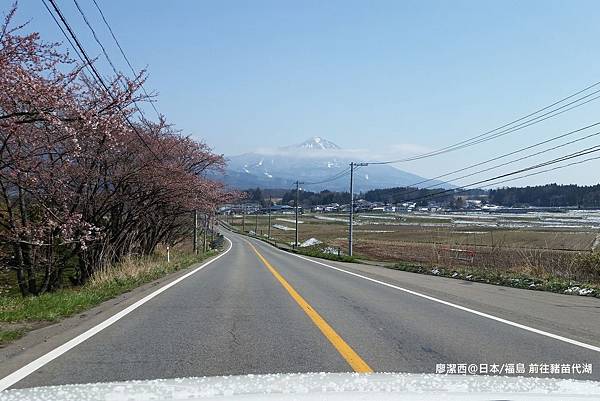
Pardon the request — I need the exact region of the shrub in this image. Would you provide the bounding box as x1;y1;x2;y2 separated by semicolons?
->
574;251;600;281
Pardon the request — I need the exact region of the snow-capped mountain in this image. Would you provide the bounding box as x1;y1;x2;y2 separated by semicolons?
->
286;137;341;151
218;137;450;191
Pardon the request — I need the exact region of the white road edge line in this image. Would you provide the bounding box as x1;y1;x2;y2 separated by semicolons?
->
0;238;233;392
249;236;600;353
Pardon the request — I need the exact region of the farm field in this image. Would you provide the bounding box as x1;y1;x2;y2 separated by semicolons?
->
226;210;600;252
224;209;600;284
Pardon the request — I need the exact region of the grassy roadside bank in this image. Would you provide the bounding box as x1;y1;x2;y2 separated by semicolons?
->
0;249;219;346
223;221;600;299
388;261;600;298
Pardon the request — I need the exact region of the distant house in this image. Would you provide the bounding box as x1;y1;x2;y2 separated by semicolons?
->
324;203;340;212
466;199;483;209
268;204;297;214
312;203;340;213
396;202;416;212
219;202;261;214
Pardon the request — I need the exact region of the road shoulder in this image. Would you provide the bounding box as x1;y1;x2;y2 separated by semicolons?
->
0;250;225;380
317;256;600;346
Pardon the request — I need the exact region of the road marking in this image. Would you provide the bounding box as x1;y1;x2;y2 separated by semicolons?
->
247;237;600;354
246;241;373;373
0;239;233;391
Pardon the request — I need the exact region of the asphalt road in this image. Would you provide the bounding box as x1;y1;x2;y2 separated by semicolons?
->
5;229;600;388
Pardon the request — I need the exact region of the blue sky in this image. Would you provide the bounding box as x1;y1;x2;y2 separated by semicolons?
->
12;0;600;186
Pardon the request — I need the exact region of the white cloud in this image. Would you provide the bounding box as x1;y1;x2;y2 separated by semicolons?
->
249;142;433;161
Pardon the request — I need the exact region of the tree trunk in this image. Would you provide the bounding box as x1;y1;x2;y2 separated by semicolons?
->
18;186;37;295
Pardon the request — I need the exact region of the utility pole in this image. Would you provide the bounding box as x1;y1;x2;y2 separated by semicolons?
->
242;204;246;233
295;180;300;248
203;214;208;252
348;162;368;257
348;162;354;256
267;195;272;239
193;209;198;254
255;209;258;235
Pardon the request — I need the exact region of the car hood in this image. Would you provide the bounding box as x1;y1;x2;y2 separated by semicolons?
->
2;372;600;401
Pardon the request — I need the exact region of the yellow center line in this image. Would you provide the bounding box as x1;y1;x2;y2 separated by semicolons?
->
245;239;373;373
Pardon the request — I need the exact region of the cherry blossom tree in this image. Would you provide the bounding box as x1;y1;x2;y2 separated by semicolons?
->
0;4;235;295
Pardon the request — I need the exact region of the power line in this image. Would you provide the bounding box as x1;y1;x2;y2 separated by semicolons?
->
71;0;149;120
301;167;353;186
480;143;600;185
427;128;600;187
89;0;161;119
408;91;600;161
41;0;88;72
72;0;119;80
406;154;600;206
486;154;600;187
72;0;161;123
397;123;600;199
304;165;368;187
394;121;600;190
396;143;600;204
366;81;600;165
287;165;360;253
42;0;159;160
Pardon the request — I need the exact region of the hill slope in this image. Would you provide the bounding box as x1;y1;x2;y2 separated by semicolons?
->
218;137;450;191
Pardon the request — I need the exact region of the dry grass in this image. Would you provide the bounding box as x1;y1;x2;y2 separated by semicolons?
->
0;248;216;346
228;214;595;250
228;213;600;285
89;254;167;288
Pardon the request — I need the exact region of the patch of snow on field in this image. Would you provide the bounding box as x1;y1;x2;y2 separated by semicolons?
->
359;215;396;220
273;224;295;231
539;224;598;229
452;220;498;228
276;218;303;224
314;215;346;222
354;230;395;233
427;213;495;221
300;238;322;247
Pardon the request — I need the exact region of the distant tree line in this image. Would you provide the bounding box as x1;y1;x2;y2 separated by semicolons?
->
241;188;292;207
489;184;600;207
250;183;600;209
362;187;455;205
280;190;351;207
275;187;467;207
272;187;487;208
